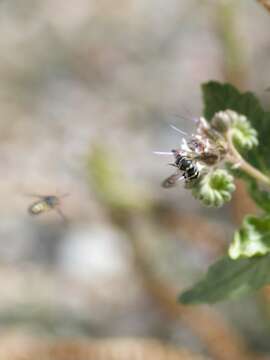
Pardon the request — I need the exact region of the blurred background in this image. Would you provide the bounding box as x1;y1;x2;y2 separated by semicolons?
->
0;0;270;359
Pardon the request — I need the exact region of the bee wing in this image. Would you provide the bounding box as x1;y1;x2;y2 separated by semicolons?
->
162;172;184;188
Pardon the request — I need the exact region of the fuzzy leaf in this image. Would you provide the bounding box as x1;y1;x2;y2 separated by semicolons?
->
229;215;270;259
179;254;270;304
202;81;270;173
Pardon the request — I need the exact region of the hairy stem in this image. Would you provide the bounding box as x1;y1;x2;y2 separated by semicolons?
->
226;130;270;186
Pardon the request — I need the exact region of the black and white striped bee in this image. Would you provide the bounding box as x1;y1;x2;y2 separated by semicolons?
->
161;149;200;188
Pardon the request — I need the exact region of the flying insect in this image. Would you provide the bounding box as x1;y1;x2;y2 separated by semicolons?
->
27;193;69;222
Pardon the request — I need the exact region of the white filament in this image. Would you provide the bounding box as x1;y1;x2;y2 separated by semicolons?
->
153;151;174;155
169;124;187;136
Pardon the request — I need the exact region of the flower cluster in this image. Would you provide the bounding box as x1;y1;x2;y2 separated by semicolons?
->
212;110;258;149
158;110;258;207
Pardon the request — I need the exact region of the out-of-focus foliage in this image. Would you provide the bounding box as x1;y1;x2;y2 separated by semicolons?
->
87;145;150;211
180;254;270;304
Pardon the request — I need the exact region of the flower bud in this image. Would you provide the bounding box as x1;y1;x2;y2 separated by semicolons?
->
230;114;258;150
212;110;234;132
212;109;258;150
192;169;235;207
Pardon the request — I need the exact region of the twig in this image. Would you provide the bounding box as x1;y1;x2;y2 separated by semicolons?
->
257;0;270;13
226;130;270;186
126;215;255;360
157;208;227;256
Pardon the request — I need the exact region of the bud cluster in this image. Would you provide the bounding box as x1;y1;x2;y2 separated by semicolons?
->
159;109;258;207
212;110;258;149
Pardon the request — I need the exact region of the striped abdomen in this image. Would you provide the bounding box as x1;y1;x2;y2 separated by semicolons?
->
28;200;51;215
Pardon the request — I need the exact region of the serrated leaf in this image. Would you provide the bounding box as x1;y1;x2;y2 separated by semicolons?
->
202;81;270;173
202;82;262;123
179;254;270;304
229;215;270;259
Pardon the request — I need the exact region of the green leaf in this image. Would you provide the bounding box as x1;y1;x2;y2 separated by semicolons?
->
179;254;270;304
202;81;270;173
229;215;270;259
202;82;262;123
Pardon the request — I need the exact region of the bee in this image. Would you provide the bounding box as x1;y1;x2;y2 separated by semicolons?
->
162;150;200;188
27;193;69;222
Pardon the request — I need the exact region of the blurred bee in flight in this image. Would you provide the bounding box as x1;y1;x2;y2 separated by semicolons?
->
27;193;69;223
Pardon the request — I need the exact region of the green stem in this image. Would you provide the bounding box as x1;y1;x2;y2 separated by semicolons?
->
226;130;270;186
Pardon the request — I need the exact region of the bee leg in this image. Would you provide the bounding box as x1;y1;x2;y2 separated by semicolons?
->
55;207;69;226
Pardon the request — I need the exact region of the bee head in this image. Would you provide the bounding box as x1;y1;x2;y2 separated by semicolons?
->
44;196;59;207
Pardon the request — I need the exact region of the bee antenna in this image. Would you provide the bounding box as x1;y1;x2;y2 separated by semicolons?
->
169;124;188;136
153;151;174;156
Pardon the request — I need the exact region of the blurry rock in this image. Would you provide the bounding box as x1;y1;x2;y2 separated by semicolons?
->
58;224;138;302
